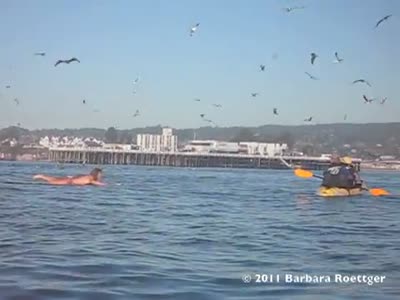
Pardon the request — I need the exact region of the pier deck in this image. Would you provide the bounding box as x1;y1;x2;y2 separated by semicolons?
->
49;147;361;171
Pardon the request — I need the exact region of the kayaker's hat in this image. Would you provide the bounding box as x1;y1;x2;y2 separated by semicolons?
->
340;156;352;165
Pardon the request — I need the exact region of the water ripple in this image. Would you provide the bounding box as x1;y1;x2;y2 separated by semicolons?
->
0;162;399;299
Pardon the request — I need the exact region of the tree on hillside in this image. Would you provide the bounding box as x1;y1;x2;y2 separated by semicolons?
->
301;144;316;156
0;126;21;142
119;131;133;144
230;128;255;142
277;131;295;149
105;127;118;143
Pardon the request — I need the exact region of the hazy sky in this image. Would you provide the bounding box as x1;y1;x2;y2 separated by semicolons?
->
0;0;399;129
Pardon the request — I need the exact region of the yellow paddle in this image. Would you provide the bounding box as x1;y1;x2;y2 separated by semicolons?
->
294;169;390;197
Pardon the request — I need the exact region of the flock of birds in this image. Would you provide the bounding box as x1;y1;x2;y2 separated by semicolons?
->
191;8;393;127
1;6;394;129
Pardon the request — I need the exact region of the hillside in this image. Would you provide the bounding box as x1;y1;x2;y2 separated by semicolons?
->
1;123;400;157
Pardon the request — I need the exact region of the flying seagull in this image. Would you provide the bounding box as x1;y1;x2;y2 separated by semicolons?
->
375;15;392;28
353;79;371;87
343;114;347;121
17;122;21;127
213;104;222;108
5;85;11;89
310;53;318;65
200;113;205;118
133;110;140;117
305;72;318;80
380;97;387;105
304;116;313;122
273;108;278;115
251;92;259;97
190;23;200;37
194;98;201;102
333;52;344;63
93;109;100;113
14;98;20;105
284;6;305;13
133;77;140;84
363;95;374;103
82;99;86;104
54;57;80;67
260;64;266;71
203;118;214;125
34;52;46;56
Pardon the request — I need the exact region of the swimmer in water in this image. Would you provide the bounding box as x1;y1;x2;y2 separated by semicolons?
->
33;168;105;186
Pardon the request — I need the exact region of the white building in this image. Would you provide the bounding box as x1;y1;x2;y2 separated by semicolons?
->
39;136;104;149
239;142;288;156
137;128;178;152
183;140;217;153
183;140;287;156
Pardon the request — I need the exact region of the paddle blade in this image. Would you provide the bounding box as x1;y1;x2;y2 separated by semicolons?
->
369;188;390;196
294;169;314;178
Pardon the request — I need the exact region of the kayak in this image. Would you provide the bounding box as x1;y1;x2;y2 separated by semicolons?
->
317;186;364;197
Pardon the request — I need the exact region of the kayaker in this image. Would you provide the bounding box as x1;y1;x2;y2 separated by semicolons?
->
321;156;363;189
33;168;105;186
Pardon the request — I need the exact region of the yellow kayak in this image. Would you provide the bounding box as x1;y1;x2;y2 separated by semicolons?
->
317;186;364;197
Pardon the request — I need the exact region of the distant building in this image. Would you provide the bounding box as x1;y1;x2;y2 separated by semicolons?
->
379;155;396;161
240;142;288;156
40;136;104;149
183;140;287;156
183;140;217;153
137;128;178;152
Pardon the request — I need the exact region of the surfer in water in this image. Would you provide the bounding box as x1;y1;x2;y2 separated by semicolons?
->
33;168;105;186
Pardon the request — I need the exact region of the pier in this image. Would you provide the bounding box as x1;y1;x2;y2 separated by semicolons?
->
49;147;361;171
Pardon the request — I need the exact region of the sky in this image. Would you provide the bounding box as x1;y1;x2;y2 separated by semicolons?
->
0;0;399;130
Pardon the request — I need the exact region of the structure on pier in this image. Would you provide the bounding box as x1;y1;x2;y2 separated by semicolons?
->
49;147;361;171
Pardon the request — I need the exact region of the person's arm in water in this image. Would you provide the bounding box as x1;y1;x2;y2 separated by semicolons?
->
33;174;72;185
91;180;106;186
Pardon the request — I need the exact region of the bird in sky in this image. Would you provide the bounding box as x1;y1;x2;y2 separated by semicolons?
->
304;116;313;122
200;114;205;118
203;118;214;125
375;15;392;28
93;109;100;113
333;52;344;63
380;97;387;105
34;52;46;56
310;52;318;65
273;108;278;115
82;99;86;104
17;122;21;127
133;90;137;95
305;72;318;80
133;110;140;117
5;85;11;89
14;98;20;105
194;98;201;102
133;77;140;84
284;6;305;13
353;79;371;87
260;65;266;71
54;57;80;67
213;104;222;108
251;92;259;98
343;114;347;121
363;95;375;103
190;23;200;37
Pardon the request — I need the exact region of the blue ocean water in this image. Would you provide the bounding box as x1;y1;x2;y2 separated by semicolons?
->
0;161;399;300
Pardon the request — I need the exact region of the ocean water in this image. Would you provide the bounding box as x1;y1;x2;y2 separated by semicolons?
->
0;161;399;300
